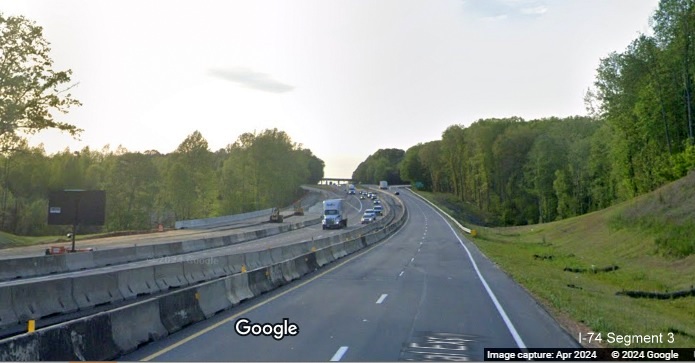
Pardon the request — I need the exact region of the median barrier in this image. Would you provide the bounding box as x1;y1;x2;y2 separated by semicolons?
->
183;256;228;285
270;248;285;264
154;263;188;290
153;242;183;258
0;254;68;281
158;289;205;333
39;312;120;361
117;266;159;299
11;279;78;322
329;244;348;260
268;263;288;286
93;247;137;266
314;247;334;267
181;239;207;254
203;236;226;249
65;251;96;271
0;328;38;360
72;273;124;309
109;298;167;355
226;273;253;305
134;244;155;261
0;291;18;331
174;207;274;229
195;279;232;318
226;254;244;273
247;269;274;296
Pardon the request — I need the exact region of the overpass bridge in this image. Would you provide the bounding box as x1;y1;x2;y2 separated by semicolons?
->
318;177;355;185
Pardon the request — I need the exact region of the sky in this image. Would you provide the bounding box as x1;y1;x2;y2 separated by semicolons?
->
2;0;659;178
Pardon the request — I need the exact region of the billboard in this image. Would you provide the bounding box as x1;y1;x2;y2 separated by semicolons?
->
47;190;106;226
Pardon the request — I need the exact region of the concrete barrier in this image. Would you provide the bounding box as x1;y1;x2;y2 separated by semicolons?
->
226;273;253;305
0;290;18;331
268;264;288;287
117;266;160;299
109;298;167;355
158;289;205;333
154;263;188;290
175;207;273;229
315;248;335;267
181;239;207;254
280;259;300;282
134;244;156;261
92;248;137;267
247;269;274;296
72;273;124;309
195;279;232;318
153;242;183;258
64;251;96;271
0;254;67;281
37;312;120;361
183;256;228;284
0;329;38;361
226;254;244;274
11;279;78;322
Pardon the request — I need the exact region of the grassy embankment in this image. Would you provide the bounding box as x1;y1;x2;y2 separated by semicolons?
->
416;172;695;348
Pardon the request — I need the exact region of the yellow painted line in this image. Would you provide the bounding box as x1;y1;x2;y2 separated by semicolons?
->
141;222;406;362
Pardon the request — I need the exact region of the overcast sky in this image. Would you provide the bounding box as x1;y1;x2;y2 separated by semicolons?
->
3;0;658;178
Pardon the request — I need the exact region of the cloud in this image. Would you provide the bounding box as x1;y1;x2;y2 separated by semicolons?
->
208;67;294;93
463;0;548;19
521;5;548;15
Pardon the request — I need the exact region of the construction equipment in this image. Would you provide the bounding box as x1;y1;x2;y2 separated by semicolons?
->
269;207;284;223
293;202;304;216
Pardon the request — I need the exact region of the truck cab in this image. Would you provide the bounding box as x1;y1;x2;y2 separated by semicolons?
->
322;199;347;229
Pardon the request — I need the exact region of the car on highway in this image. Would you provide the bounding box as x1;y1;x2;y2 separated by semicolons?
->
373;199;381;205
361;210;376;223
373;205;383;215
394;191;400;195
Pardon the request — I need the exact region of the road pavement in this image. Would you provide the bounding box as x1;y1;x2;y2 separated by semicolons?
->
122;188;580;361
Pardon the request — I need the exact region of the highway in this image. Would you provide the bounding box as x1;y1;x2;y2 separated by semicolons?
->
123;188;580;361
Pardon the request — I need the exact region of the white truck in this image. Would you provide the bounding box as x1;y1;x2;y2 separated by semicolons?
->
379;180;388;189
322;199;347;230
348;184;356;195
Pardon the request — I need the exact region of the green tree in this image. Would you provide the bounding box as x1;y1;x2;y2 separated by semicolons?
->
0;14;81;150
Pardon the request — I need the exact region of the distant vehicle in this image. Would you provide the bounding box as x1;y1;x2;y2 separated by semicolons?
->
379;180;388;189
374;199;381;205
322;199;347;230
360;195;365;200
361;210;376;224
373;205;384;215
394;190;400;195
348;184;356;195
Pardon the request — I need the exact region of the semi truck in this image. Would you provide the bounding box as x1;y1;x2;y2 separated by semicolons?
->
322;199;347;229
379;180;388;189
348;184;356;194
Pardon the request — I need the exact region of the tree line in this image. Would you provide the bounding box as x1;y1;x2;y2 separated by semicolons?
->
0;129;324;236
359;0;695;226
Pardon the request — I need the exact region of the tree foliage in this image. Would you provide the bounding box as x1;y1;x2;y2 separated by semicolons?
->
352;148;405;185
0;13;81;152
0;129;323;236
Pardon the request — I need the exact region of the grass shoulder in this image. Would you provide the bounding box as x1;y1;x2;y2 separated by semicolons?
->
413;187;695;348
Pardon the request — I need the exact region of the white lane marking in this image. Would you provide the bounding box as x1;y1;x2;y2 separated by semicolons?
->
428;202;528;349
399;271;404;277
410;257;415;263
376;294;388;304
330;346;349;361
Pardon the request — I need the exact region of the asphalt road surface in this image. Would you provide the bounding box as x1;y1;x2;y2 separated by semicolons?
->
123;188;580;361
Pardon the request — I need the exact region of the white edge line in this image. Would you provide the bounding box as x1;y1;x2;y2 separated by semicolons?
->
413;191;528;349
330;346;349;361
376;294;388;304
